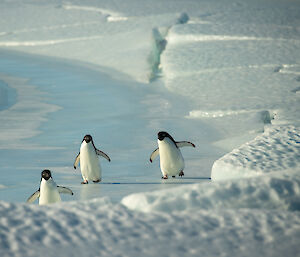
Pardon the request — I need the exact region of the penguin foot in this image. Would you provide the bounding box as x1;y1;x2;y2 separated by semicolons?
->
161;175;168;179
81;180;88;184
93;179;101;183
179;171;184;177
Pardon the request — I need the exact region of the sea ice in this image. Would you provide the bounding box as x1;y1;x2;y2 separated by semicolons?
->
0;0;300;256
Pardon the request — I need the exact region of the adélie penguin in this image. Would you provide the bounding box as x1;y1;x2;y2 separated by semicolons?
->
27;169;73;205
150;131;196;179
74;134;111;184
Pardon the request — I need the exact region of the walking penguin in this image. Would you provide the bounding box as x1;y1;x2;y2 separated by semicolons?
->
74;134;111;184
150;131;195;179
27;169;73;205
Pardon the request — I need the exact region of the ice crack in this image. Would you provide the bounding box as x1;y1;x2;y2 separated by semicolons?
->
148;13;189;81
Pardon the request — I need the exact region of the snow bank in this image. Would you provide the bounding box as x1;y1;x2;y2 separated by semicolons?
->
1;193;300;257
211;125;300;181
122;169;300;213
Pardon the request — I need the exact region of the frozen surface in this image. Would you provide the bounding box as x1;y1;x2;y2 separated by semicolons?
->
0;50;210;204
0;75;60;149
0;0;192;83
0;79;16;111
1;197;300;257
0;0;300;256
211;125;300;181
122;170;300;213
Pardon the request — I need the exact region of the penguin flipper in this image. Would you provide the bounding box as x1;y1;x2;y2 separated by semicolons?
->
57;186;74;195
26;190;40;203
73;153;80;169
150;148;159;162
95;149;111;162
176;141;196;148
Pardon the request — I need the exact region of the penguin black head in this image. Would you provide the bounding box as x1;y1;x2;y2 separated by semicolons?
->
41;169;52;181
83;134;93;143
158;131;177;146
158;131;170;141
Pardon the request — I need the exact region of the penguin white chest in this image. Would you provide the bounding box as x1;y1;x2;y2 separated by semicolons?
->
80;141;101;181
39;179;61;205
158;139;184;176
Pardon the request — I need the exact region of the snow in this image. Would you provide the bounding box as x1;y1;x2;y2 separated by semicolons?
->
122;170;300;213
1;198;299;257
211;125;300;180
0;0;300;256
1;198;300;257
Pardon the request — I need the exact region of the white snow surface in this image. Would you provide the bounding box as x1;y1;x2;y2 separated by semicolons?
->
122;170;300;213
0;0;300;256
1;197;300;257
212;125;300;180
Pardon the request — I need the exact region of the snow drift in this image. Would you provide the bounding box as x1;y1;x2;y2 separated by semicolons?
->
211;125;300;181
122;170;300;213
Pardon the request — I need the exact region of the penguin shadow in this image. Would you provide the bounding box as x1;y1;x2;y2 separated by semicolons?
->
159;177;211;184
100;177;211;185
179;177;211;180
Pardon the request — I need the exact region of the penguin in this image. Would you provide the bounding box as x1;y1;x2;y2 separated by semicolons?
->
26;169;73;205
73;134;111;184
150;131;196;179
